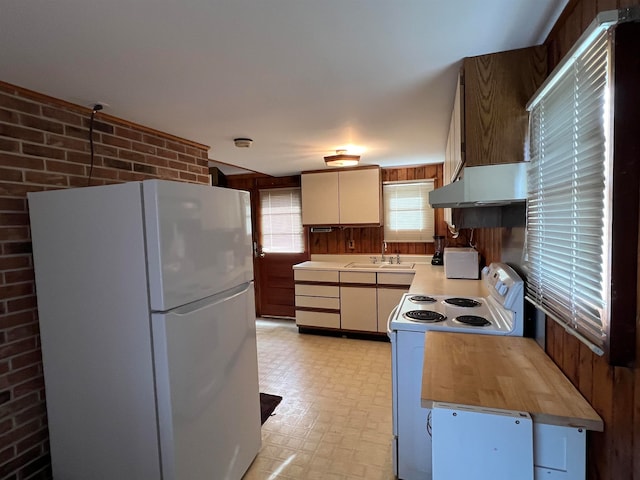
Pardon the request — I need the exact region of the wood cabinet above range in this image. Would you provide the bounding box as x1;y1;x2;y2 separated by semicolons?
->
447;45;547;176
301;165;382;226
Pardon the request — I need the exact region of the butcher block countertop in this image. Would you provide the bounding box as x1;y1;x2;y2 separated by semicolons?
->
421;331;604;431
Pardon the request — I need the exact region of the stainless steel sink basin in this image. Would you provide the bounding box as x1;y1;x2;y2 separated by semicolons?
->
346;262;414;269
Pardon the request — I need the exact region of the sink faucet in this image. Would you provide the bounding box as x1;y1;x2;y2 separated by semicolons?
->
396;252;401;264
381;241;387;263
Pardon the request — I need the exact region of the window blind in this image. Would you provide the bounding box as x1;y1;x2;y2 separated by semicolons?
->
260;187;304;253
525;28;611;354
383;180;435;242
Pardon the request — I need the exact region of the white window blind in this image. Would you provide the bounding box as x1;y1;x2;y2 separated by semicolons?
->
260;187;304;253
525;28;611;354
383;180;435;242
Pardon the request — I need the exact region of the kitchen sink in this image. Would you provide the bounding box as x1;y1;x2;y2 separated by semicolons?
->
346;262;414;269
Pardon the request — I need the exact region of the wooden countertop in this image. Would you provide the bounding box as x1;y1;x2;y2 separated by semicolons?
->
421;331;603;431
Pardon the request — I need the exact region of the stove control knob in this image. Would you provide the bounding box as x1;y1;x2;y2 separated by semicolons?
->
498;283;509;296
481;266;490;277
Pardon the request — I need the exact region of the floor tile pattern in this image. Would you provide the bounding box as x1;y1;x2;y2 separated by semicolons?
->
243;319;395;480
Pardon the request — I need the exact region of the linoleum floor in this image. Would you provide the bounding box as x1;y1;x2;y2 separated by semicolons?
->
243;318;395;480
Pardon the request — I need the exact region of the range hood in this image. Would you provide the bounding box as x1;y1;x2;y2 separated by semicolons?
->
429;163;527;208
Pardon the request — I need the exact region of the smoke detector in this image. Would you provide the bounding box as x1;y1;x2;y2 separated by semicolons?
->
233;138;253;148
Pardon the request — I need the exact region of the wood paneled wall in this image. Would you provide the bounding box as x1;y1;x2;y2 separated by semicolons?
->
472;2;640;478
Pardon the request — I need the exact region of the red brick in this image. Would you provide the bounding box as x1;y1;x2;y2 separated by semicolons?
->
4;269;33;284
23;171;68;187
0;283;33;300
101;134;131;149
156;148;178;160
179;171;197;182
0;138;20;153
63;125;87;140
16;426;48;454
6;322;39;343
142;134;165;147
13;401;45;426
13;377;44;400
65;151;91;165
94;144;117;157
168;160;185;170
102;157;131;171
0;418;12;435
131;141;155;155
45;159;84;176
157;167;181;180
0;153;45;170
68;175;93;188
0;213;28;226
18;115;64;135
114;126;142;142
0;108;20;123
0;184;46;197
0;311;35;330
0;227;29;242
144;155;168;167
196;175;210;184
118;149;145;163
0;256;31;271
41;106;82;126
2;242;33;255
0;167;23;182
6;295;36;313
0;94;40;115
0;443;41;477
178;153;196;164
0;338;36;360
22;144;65;161
9;351;42;371
166;141;186;153
133;163;157;175
117;171;146;182
0;124;44;144
84;119;113;134
0;445;14;465
0;198;25;211
45;133;86;151
84;166;118;181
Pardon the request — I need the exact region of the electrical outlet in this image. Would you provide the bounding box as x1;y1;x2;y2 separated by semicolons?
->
348;239;355;249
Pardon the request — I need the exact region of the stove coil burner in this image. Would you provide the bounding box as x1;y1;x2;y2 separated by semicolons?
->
408;295;437;303
444;297;482;308
404;310;446;323
454;315;491;327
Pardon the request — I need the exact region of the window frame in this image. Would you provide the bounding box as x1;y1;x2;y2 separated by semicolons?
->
525;15;639;366
258;187;304;254
383;179;435;243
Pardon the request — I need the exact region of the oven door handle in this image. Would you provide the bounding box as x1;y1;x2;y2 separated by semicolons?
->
386;304;400;337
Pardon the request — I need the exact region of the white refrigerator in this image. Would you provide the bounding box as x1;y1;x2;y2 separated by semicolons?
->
28;180;261;480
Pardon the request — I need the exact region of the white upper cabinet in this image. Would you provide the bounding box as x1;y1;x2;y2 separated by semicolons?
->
301;166;382;226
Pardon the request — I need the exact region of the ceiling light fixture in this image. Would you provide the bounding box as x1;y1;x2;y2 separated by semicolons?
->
233;137;253;148
324;149;360;167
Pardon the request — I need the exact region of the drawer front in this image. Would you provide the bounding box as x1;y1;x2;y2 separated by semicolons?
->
377;272;415;286
295;284;340;297
294;269;339;282
339;271;377;284
295;295;340;310
295;310;340;329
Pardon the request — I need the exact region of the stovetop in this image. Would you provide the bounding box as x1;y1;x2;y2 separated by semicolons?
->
389;263;524;336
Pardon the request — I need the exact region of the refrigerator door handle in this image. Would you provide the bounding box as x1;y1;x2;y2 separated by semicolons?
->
171;282;253;316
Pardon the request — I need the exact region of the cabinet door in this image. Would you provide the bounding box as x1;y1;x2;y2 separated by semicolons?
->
377;287;407;333
301;172;339;225
338;168;381;225
340;286;377;332
463;46;547;167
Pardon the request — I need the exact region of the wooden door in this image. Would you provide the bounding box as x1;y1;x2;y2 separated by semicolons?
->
255;185;308;317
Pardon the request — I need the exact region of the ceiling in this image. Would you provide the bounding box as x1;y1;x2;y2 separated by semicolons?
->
0;1;568;177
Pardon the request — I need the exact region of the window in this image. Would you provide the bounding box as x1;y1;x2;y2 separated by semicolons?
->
525;26;611;355
383;180;435;242
259;187;304;253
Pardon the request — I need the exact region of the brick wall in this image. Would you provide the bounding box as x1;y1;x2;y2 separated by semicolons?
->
0;81;210;479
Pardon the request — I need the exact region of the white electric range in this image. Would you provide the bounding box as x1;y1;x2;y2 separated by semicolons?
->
387;262;525;480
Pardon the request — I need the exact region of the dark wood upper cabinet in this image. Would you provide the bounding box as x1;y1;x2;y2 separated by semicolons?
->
463;46;547;167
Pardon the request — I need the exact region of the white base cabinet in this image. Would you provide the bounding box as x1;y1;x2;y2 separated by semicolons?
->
294;269;340;329
340;271;377;332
